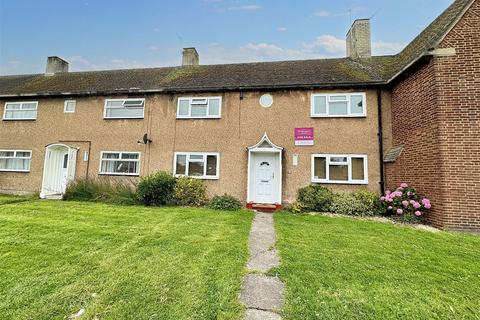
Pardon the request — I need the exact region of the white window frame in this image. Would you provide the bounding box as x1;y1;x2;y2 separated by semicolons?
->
311;154;368;184
176;96;222;119
98;151;141;176
64;100;76;113
173;152;220;180
0;149;32;172
3;101;38;120
310;93;366;117
103;98;145;119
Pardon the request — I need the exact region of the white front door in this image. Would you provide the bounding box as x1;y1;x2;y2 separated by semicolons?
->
40;144;77;198
252;153;278;204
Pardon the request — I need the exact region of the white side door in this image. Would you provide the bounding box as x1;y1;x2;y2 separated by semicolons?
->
253;154;277;204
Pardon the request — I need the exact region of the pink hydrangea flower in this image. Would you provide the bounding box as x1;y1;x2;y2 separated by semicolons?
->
380;196;386;201
387;206;393;210
396;208;403;215
400;183;408;188
415;211;422;216
422;198;431;209
385;190;391;195
409;200;416;205
407;191;413;196
397;187;404;191
413;202;421;209
402;200;409;207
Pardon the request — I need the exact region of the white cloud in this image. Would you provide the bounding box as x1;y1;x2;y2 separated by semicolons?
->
314;10;331;17
302;35;346;54
277;27;287;32
372;41;405;55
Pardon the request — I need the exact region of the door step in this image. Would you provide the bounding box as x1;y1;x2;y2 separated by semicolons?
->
246;203;282;212
44;194;63;200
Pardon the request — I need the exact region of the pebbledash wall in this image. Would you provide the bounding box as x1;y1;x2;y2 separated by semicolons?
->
386;0;480;231
0;89;391;203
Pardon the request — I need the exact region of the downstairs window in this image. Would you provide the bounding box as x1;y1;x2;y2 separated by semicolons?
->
99;151;140;175
311;154;367;184
174;152;219;179
0;150;32;172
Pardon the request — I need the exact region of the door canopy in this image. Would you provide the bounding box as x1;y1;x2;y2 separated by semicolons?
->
248;133;283;151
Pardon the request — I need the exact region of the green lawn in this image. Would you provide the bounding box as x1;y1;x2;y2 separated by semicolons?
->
0;198;253;320
274;212;480;320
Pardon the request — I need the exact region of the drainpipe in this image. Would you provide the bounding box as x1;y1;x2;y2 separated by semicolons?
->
376;90;385;195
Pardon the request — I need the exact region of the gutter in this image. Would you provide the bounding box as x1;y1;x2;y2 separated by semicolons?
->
0;81;388;98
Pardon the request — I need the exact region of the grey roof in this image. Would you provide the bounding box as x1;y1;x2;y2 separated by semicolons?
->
0;0;474;97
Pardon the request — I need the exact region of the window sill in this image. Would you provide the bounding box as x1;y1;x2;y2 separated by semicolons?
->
0;169;30;173
176;116;221;120
98;173;139;176
310;115;366;118
103;117;144;120
2;118;37;121
175;174;219;180
311;180;368;185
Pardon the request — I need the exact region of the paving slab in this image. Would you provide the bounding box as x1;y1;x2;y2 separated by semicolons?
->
240;274;284;312
244;309;282;320
247;212;280;272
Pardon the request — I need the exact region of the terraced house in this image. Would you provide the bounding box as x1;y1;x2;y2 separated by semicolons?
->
0;0;478;230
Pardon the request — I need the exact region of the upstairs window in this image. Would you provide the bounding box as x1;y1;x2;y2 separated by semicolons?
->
177;97;222;118
0;150;32;172
3;102;38;120
174;152;219;179
64;100;76;113
104;98;145;119
311;154;367;184
311;93;366;117
99;151;140;175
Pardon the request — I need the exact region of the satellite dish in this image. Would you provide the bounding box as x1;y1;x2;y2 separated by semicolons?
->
142;133;152;144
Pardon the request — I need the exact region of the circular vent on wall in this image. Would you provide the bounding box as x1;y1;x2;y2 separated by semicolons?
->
259;94;273;108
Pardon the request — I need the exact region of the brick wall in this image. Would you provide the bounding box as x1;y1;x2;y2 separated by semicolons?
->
387;0;480;230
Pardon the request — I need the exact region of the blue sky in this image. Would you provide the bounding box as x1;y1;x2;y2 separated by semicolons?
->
0;0;453;75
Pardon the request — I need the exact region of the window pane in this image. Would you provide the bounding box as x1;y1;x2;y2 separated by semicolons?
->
65;101;76;112
103;153;120;159
190;154;204;161
351;157;365;180
106;100;124;107
350;95;364;114
123;99;144;107
313;96;327;114
330;95;347;101
106;107;143;118
330;157;348;163
0;157;30;171
0;151;14;157
16;151;31;158
178;100;189;116
208;98;220;116
329;101;348;115
121;153;139;160
6;103;21;110
329;164;348;181
189;160;204;176
22;103;37;110
191;104;207;117
206;155;217;176
314;157;326;179
175;155;187;175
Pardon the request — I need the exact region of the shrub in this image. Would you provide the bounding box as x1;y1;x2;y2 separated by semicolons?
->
329;191;379;217
173;177;208;207
379;183;431;223
297;185;334;212
208;194;243;211
353;189;381;216
137;171;176;206
63;178;138;205
286;201;304;214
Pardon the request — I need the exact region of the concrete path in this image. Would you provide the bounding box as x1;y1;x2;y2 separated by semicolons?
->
240;212;284;319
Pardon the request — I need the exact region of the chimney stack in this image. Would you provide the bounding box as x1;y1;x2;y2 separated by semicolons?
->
346;19;371;59
182;48;199;66
45;56;69;75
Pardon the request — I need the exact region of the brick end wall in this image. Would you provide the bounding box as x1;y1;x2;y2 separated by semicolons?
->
387;0;480;231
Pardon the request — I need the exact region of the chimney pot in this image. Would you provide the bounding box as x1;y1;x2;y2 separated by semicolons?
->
46;56;69;75
346;19;371;59
182;48;199;66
